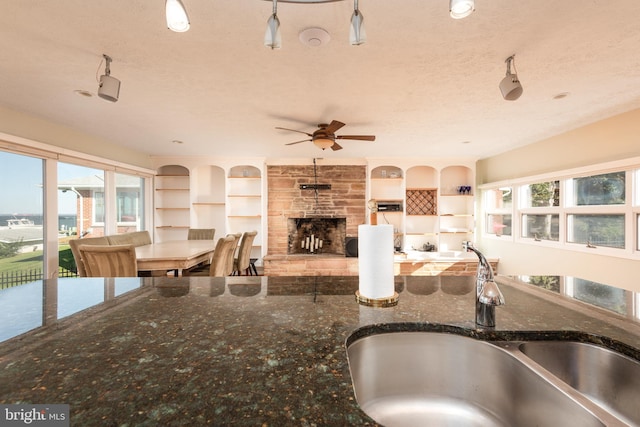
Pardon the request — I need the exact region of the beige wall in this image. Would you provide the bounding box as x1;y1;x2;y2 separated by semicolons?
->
477;108;640;184
477;108;640;292
0;105;152;169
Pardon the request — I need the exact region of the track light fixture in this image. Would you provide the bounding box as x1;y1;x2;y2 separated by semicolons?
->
499;55;523;101
264;0;282;49
350;0;366;46
97;54;120;103
166;0;190;32
450;0;475;19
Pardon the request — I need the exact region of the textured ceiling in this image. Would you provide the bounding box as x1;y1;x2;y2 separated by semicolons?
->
1;1;640;160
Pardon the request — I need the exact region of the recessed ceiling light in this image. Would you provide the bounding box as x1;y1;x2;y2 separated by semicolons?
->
74;89;93;98
172;140;184;144
553;92;570;100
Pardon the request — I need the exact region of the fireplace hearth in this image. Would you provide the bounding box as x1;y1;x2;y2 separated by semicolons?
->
288;217;346;255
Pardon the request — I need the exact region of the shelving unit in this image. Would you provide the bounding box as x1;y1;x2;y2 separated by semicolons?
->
438;166;475;251
227;165;262;261
155;165;190;242
191;165;226;236
369;164;475;253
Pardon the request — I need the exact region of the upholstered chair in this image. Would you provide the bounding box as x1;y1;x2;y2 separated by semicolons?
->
77;244;138;277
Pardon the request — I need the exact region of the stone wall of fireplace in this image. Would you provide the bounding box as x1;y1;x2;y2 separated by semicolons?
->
264;164;366;275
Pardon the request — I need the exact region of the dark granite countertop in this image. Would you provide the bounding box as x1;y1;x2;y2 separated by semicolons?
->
1;275;639;426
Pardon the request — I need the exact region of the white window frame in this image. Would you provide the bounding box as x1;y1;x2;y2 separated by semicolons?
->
479;157;640;261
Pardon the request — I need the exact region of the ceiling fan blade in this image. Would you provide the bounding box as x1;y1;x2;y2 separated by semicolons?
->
325;120;345;134
336;135;376;141
285;139;312;145
331;142;343;151
276;127;313;137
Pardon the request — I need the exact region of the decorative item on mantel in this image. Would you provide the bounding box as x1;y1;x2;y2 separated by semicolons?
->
356;224;399;307
367;199;378;225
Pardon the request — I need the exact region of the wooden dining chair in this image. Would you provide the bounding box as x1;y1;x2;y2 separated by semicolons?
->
69;236;110;276
225;233;242;276
187;228;215;241
209;236;237;277
77;244;138;277
232;231;258;276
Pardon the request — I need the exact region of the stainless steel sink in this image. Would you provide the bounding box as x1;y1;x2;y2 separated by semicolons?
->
347;332;607;427
519;340;640;425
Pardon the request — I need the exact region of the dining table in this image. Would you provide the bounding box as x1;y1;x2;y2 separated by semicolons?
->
134;240;216;274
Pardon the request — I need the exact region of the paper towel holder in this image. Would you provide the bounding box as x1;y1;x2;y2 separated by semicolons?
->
355;291;399;307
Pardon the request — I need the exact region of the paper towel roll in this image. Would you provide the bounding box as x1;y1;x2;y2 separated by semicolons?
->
358;224;395;299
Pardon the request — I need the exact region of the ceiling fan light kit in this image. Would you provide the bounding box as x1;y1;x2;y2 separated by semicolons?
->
277;120;375;151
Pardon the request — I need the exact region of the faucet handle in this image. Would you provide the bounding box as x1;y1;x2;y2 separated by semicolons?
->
478;280;506;306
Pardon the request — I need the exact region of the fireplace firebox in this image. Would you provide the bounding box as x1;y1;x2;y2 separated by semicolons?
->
288;217;347;255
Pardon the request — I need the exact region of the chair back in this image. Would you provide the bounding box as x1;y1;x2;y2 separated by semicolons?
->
78;244;138;277
188;228;215;240
106;231;152;247
234;231;258;275
69;236;110;276
209;236;237;277
225;233;242;276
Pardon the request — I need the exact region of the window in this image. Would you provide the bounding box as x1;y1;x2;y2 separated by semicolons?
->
523;181;560;208
572;172;625;206
520;181;560;241
481;163;638;258
567;214;625;248
58;163;104;236
0;151;44;286
484;187;512;236
115;173;144;232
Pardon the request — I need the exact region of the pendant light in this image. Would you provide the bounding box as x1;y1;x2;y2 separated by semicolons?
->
265;0;282;49
349;0;366;46
499;55;523;101
166;0;190;32
449;0;475;19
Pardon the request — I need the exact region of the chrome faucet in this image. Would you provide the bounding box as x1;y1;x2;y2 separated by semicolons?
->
462;241;505;327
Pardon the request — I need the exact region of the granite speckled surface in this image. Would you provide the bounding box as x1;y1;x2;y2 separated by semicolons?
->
1;275;639;426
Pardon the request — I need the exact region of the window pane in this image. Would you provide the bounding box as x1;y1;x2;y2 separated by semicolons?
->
115;173;145;233
487;214;511;236
568;214;625;248
58;163;104;238
485;187;512;210
0;151;44;287
523;181;559;207
573;172;625;206
521;214;559;241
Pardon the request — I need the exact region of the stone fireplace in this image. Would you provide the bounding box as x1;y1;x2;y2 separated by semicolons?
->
288;217;347;255
264;164;366;275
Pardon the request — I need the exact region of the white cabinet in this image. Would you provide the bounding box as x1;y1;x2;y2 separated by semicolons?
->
155;165;190;242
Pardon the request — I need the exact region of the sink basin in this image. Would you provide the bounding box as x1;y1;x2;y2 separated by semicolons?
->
347;332;605;427
519;340;640;425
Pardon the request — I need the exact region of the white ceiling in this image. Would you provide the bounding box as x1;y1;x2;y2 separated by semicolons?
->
1;1;640;160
